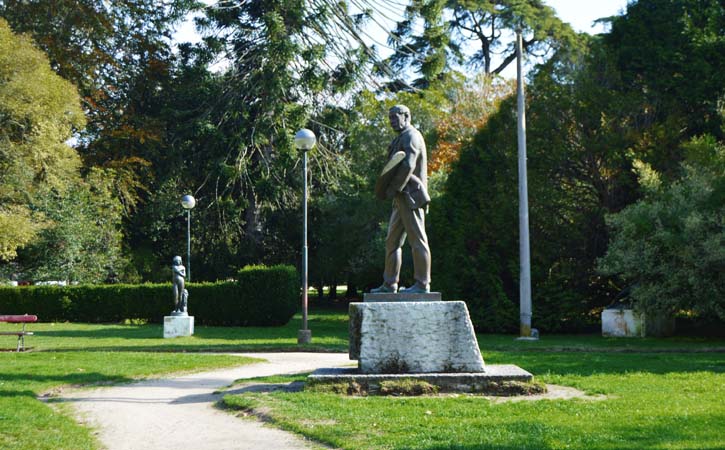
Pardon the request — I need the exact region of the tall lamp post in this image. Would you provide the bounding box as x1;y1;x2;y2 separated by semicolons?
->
181;194;196;282
295;129;316;344
516;29;537;340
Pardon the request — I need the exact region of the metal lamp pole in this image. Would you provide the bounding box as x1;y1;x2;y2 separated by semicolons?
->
295;129;316;344
516;30;536;340
181;195;196;282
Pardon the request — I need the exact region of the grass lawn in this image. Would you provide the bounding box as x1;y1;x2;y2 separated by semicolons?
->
1;306;724;449
1;309;349;353
0;309;349;450
0;351;259;449
220;309;725;450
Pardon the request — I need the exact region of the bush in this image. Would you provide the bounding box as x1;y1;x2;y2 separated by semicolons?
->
195;265;299;326
0;264;299;326
599;137;725;319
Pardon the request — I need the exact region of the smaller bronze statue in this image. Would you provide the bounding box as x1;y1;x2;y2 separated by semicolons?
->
172;256;188;315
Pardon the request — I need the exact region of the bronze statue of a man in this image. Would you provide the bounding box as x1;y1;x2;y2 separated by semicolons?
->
372;105;431;294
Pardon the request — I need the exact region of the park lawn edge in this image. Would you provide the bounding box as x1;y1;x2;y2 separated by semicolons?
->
0;351;266;450
218;352;725;450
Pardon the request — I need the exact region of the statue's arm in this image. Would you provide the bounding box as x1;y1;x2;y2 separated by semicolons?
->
386;132;422;194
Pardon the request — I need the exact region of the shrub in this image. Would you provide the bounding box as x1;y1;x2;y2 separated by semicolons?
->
238;264;299;325
599;137;725;319
0;264;299;326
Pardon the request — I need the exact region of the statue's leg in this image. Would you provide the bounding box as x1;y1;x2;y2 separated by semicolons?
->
401;206;431;288
173;284;180;311
383;202;406;287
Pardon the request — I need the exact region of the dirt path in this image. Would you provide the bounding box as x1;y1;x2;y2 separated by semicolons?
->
58;353;351;450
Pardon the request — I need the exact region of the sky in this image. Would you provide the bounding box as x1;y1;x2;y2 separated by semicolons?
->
174;0;631;42
172;0;631;77
545;0;629;34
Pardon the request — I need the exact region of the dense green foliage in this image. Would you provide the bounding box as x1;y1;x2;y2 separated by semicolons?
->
1;0;723;333
0;18;84;260
196;264;300;326
604;0;725;171
430;0;725;332
599;136;725;319
430;50;637;331
386;0;579;86
0;19;127;282
0;265;298;326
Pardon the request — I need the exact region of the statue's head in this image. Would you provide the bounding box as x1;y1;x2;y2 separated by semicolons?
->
173;256;182;265
388;104;411;131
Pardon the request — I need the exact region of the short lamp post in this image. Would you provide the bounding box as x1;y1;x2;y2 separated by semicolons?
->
181;194;196;282
295;128;316;344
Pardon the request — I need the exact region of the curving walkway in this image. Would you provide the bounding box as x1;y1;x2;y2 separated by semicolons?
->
59;353;352;450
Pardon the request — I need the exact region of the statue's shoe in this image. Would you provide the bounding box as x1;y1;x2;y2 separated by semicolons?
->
399;284;430;294
370;283;398;293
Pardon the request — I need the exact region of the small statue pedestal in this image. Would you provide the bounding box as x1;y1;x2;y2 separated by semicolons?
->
163;313;194;338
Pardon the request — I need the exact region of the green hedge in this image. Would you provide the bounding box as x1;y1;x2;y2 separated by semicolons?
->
0;265;299;326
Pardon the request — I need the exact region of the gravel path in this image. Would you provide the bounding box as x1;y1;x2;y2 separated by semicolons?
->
59;353;352;450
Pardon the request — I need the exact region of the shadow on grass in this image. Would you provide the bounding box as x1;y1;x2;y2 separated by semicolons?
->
393;412;725;450
398;445;552;450
41;343;346;353
31;317;347;343
224;382;304;396
0;389;38;398
488;351;725;376
0;372;131;387
33;325;303;340
33;327;161;339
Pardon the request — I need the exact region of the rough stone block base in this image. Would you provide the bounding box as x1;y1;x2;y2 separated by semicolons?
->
308;365;532;393
349;301;484;374
163;315;194;338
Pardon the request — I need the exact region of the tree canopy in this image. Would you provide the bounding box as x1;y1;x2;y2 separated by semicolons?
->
0;18;85;260
1;0;723;331
385;0;579;87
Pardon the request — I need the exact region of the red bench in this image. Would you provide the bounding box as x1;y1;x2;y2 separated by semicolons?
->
0;315;38;351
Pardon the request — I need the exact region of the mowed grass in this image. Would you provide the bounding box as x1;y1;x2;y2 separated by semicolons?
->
225;352;725;449
0;308;351;450
1;307;724;449
0;308;350;353
219;311;725;450
0;351;259;450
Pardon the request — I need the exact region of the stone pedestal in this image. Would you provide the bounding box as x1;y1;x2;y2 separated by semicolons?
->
308;365;533;392
163;315;194;338
349;301;485;374
363;292;441;302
